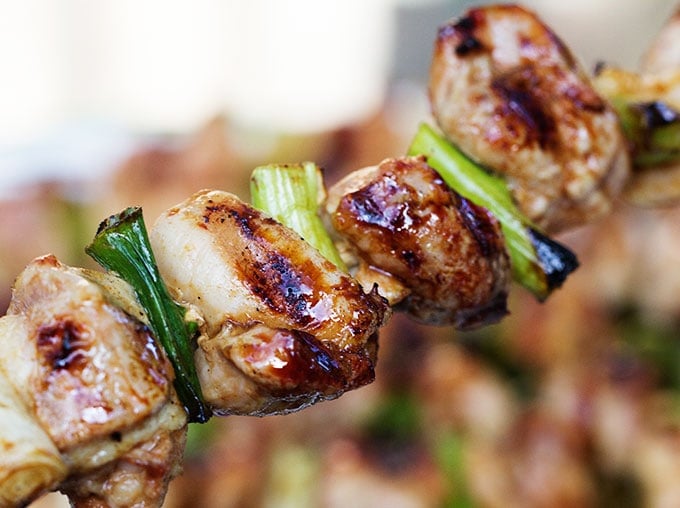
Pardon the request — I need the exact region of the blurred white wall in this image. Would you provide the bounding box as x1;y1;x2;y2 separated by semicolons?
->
0;0;395;143
520;0;678;69
0;0;677;191
0;0;676;142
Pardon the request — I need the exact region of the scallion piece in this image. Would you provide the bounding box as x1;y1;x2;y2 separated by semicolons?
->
610;98;680;167
85;207;211;423
408;123;578;300
250;162;347;271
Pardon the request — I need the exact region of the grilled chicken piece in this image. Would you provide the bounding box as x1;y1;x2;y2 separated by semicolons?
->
325;156;510;329
642;6;680;73
149;190;389;416
0;255;187;507
594;5;680;208
593;65;680;206
0;343;67;506
60;426;186;508
429;4;630;233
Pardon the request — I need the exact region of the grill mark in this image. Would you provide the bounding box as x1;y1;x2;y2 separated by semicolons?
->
492;67;556;149
561;82;606;113
247;250;316;327
439;11;486;57
201;194;388;339
211;201;323;328
37;319;89;372
456;196;503;258
342;175;425;272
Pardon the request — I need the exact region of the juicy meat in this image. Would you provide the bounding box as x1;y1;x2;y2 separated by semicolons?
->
0;255;187;507
0;348;67;506
326;156;510;329
60;426;186;508
429;4;630;233
149;190;389;416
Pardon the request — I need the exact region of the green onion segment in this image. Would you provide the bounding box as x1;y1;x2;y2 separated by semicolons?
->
609;98;680;168
250;162;347;271
408;123;578;300
85;207;211;423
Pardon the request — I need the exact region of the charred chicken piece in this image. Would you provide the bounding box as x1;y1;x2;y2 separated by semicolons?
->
429;4;630;233
0;255;187;507
149;190;389;417
325;156;510;329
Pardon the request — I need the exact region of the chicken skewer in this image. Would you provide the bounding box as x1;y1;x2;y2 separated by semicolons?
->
1;190;391;506
9;4;670;506
149;189;389;416
3;168;506;505
1;154;508;504
11;158;514;504
0;255;187;507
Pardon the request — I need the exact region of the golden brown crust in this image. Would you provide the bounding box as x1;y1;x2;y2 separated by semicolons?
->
0;255;188;507
429;4;630;233
328;156;510;329
151;190;390;416
7;255;174;452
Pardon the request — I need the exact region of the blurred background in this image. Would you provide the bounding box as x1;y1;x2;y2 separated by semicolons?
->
3;0;680;506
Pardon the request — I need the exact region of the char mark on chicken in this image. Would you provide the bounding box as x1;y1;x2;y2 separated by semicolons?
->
429;4;630;233
326;156;511;330
150;190;390;417
0;255;187;507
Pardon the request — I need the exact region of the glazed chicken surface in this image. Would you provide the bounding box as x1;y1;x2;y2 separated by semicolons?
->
325;156;510;330
429;4;631;233
149;189;390;417
0;255;187;507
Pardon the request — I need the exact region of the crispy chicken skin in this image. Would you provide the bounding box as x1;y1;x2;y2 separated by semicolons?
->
326;156;510;329
0;255;187;507
429;4;630;233
149;190;389;416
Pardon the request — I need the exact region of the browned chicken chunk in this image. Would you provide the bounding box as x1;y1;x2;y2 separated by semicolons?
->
429;4;630;233
149;190;390;416
0;255;187;507
60;426;187;508
326;156;510;329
